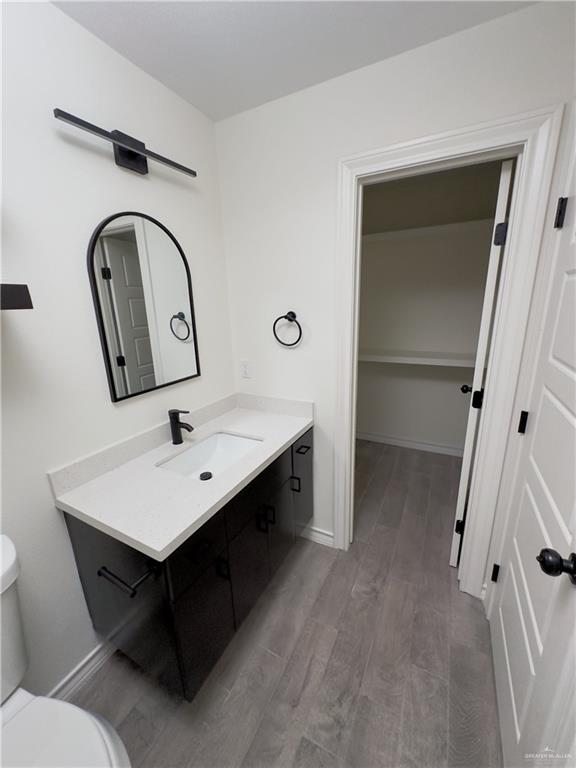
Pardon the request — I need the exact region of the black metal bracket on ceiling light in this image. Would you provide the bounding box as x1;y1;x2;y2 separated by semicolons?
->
53;109;197;178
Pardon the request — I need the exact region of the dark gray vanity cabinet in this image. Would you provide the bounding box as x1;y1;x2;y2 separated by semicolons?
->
64;428;314;702
64;514;185;696
292;428;314;536
267;478;295;575
165;512;235;700
226;448;293;626
227;504;271;627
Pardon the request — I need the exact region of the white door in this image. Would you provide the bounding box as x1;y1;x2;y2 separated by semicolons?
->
102;231;156;394
449;159;516;565
489;138;576;766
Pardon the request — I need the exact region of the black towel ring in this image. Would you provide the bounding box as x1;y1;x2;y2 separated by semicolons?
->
273;311;302;347
170;312;191;341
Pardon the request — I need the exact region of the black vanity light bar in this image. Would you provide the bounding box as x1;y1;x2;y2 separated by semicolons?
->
53;108;197;178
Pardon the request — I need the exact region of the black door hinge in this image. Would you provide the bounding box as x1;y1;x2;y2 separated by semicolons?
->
491;563;500;583
455;519;465;535
494;222;508;246
116;355;126;367
554;197;568;229
101;266;112;280
518;410;529;434
472;389;484;409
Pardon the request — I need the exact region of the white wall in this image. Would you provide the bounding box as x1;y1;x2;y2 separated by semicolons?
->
216;3;575;537
359;221;493;355
1;4;234;694
356;363;471;454
356;220;493;452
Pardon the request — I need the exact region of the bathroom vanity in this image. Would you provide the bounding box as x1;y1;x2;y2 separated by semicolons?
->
50;399;313;701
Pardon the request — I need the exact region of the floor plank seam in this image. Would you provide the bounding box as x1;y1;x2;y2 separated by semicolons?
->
304;731;341;761
239;657;289;767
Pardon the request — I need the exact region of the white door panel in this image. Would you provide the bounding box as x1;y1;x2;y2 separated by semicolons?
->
514;488;553;649
128;297;149;328
450;159;515;565
531;392;575;538
490;117;576;767
552;276;576;370
500;561;536;730
103;232;156;395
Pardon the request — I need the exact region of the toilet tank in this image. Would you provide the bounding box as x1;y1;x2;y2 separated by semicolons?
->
1;536;28;703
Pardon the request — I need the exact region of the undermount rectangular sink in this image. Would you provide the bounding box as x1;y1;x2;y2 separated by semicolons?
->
157;432;262;480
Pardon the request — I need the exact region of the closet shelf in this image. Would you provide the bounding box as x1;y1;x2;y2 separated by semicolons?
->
358;349;476;368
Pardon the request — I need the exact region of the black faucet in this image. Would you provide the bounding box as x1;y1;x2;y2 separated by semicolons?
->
168;409;194;445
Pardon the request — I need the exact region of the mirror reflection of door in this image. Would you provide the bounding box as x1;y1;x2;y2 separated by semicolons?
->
89;213;200;402
97;226;156;397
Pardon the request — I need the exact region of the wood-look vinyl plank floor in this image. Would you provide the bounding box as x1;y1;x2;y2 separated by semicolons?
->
242;618;338;768
69;444;502;768
398;664;449;768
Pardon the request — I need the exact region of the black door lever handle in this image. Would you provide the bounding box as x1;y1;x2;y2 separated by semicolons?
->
536;548;576;585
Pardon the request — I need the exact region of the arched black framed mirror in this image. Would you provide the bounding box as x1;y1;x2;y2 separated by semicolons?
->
88;212;200;402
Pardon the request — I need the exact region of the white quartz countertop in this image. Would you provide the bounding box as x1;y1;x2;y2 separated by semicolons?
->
54;407;312;561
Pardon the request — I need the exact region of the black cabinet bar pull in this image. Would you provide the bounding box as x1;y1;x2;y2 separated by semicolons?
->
257;510;269;533
97;565;156;598
296;445;311;455
215;557;231;581
264;504;276;525
290;476;301;493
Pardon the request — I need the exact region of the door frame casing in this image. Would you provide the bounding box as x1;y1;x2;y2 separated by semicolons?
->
333;105;564;598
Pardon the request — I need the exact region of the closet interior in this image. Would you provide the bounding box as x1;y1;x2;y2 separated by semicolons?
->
354;161;507;538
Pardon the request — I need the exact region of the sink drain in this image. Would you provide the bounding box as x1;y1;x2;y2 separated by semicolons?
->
199;471;213;481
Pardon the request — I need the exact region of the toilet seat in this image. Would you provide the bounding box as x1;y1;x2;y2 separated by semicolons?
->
2;694;130;767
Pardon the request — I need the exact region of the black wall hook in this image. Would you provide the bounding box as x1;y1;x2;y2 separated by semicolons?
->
273;311;302;347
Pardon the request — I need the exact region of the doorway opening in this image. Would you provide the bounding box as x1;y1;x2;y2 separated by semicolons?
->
333;107;562;599
352;158;517;573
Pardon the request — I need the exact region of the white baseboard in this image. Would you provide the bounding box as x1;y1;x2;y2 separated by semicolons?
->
299;525;335;548
48;641;115;702
356;432;463;457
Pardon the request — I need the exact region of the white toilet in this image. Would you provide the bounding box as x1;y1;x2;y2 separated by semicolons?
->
1;535;131;767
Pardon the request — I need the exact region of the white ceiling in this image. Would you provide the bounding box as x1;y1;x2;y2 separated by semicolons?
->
55;1;531;121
